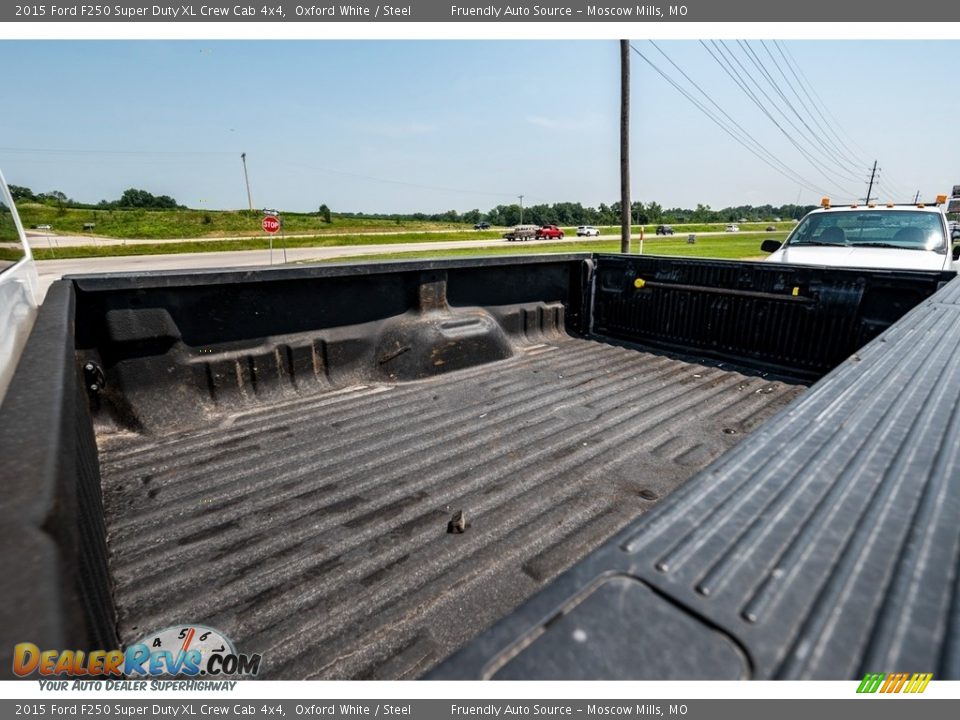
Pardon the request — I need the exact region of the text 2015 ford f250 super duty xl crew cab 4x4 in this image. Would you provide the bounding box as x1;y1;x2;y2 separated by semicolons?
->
2;176;960;681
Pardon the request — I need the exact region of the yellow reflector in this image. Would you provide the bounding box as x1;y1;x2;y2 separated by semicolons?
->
887;203;895;207
917;203;925;208
868;203;876;208
792;287;800;296
634;278;646;289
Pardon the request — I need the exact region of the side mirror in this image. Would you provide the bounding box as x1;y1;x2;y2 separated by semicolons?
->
761;239;782;253
952;245;960;261
952;229;960;242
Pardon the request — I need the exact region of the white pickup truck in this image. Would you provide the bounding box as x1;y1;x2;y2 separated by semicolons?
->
0;169;39;403
762;193;960;272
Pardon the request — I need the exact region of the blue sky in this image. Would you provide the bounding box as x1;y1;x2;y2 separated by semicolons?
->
0;40;956;213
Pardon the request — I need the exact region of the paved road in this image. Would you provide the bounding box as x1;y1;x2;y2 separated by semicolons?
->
32;236;594;300
26;227;779;248
24;227;483;247
33;230;777;301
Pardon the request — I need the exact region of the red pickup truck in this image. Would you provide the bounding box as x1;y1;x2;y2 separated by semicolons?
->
535;224;565;239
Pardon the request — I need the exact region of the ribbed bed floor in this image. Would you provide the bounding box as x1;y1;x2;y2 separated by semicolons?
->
96;336;805;679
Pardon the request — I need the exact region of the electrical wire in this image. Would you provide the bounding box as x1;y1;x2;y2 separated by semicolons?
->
759;41;866;172
737;40;865;181
630;43;837;198
644;41;834;197
705;40;859;197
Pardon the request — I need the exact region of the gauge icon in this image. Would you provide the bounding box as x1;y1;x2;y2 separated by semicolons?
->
136;624;235;675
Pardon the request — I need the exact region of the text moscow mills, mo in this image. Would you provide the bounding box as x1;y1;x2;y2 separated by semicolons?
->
449;5;687;18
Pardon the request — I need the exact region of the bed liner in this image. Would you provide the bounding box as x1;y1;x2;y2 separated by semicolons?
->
97;336;804;679
429;277;960;680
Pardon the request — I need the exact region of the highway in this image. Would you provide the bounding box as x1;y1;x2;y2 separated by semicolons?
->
32;229;775;301
32;236;590;300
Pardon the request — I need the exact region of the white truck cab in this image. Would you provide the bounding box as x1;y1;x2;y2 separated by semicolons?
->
762;192;960;273
0;169;40;404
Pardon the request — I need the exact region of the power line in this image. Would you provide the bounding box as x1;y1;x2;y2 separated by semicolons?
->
760;41;867;172
768;42;913;197
630;43;835;198
774;42;873;163
705;40;858;197
644;41;834;196
737;40;865;181
0;146;238;156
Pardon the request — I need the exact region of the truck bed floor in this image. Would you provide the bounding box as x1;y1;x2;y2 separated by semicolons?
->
97;337;804;679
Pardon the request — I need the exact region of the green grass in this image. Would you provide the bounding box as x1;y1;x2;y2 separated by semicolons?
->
15;203;481;240
15;203;796;242
0;230;788;263
14;230;509;260
307;233;787;264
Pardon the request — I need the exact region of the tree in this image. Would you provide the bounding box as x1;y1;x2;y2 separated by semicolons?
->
8;185;35;202
104;188;181;209
646;201;663;223
318;204;332;223
41;190;69;215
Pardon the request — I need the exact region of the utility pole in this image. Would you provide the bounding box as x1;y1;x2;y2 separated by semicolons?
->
865;160;878;205
518;194;524;225
241;152;254;212
913;190;920;204
620;40;631;254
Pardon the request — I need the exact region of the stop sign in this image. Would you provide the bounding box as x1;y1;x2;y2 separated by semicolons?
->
262;215;280;234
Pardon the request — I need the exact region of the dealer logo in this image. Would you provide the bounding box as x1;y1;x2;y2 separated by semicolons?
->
13;624;261;678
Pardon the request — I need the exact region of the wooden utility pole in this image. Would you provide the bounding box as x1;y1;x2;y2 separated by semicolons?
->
241;152;254;212
865;160;877;205
620;40;631;254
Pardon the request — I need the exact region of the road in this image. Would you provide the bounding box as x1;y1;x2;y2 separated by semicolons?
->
33;230;775;301
24;227;479;248
31;236;588;300
25;226;778;248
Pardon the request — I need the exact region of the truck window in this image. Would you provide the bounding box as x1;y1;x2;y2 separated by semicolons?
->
788;210;946;251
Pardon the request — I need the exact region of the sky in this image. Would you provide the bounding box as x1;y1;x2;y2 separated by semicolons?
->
0;40;956;213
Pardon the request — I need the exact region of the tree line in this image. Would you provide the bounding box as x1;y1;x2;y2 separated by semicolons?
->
9;183;813;225
9;185;182;210
342;200;817;227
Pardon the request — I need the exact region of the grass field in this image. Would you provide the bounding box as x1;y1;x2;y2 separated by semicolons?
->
307;233;786;264
8;230;512;261
0;231;786;264
15;202;798;242
15;204;473;239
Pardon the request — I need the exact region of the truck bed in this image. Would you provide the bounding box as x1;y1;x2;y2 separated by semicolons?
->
3;253;953;679
97;336;803;679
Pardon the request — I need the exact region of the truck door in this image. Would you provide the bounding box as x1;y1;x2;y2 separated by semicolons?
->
0;169;40;404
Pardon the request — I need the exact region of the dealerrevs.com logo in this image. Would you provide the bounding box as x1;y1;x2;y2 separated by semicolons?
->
13;625;261;678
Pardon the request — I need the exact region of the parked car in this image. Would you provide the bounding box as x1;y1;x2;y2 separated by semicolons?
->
726;224;740;232
535;224;564;240
656;225;674;236
576;226;600;237
474;221;490;230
